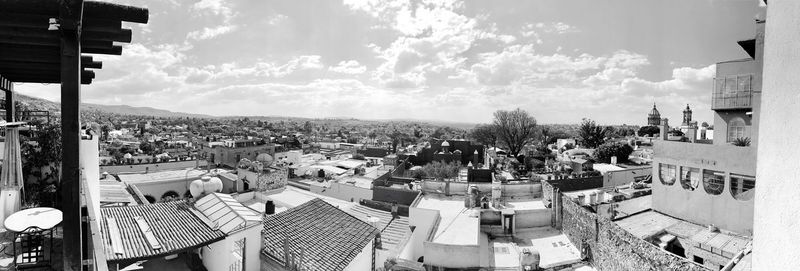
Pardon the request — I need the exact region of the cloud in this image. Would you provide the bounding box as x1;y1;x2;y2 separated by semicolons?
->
329;60;367;74
186;25;237;40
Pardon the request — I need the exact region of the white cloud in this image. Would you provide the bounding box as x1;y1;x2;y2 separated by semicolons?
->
329;60;367;74
186;25;237;40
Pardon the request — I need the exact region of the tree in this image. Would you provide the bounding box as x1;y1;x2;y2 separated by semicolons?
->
578;118;607;148
470;124;498;147
593;141;634;164
492;108;538;156
637;126;660;137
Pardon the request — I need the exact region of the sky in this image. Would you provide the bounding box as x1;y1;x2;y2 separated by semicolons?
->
16;0;765;125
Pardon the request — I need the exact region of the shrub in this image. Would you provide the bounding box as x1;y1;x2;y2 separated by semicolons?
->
593;141;634;164
732;137;751;147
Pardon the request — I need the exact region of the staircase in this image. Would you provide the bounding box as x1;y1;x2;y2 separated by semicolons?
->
348;204;410;251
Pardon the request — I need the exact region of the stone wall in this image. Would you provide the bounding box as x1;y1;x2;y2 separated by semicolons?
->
560;195;708;271
240;168;288;191
541;176;604;206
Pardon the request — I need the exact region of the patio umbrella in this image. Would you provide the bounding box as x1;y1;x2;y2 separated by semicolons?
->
1;123;26;224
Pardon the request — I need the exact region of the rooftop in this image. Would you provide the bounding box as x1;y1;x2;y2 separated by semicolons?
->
100;200;225;263
194;193;261;234
117;168;209;184
262;198;380;271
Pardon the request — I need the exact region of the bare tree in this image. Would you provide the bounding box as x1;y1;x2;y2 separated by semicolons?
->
492;108;538;156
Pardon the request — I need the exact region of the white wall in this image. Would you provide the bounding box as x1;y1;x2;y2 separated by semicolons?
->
515;209;551;228
754;2;800;268
344;240;373;271
404;207;440;261
309;182;373;203
603;168;651;187
423;242;480;268
202;227;262;271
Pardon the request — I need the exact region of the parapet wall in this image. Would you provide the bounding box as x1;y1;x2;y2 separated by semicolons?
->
560;195;708;271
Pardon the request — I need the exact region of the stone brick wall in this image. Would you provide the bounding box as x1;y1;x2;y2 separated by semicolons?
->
254;168;288;191
560;195;709;271
541;176;603;206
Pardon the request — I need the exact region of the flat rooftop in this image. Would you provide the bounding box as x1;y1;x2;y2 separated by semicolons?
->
117;168;210;184
504;200;546;211
616;210;751;258
415;194;469;240
431;210;481;245
514;227;585;269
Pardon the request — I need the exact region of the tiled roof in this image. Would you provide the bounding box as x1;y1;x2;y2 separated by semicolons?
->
194;193;261;234
101;200;225;262
347;205;409;252
262;198;379;271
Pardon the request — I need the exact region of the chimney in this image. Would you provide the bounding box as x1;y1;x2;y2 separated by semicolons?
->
265;200;276;215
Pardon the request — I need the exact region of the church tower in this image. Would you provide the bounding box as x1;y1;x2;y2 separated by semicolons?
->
647;103;661;126
682;104;693;126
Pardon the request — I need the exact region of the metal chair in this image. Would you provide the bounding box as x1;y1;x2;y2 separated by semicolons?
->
13;225;54;270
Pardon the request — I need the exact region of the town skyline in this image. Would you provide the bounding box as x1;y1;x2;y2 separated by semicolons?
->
16;0;763;125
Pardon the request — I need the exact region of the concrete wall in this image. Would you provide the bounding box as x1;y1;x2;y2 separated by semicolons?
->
560;195;707;271
515;209;551;228
754;3;800;268
423;242;481;269
405;206;440;261
202;227;261;271
712;111;752;145
128;179;194;201
344;240;373;271
373;186;420;205
652;140;755;234
603;168;651;188
100;160;206;174
309;181;372;203
500;183;543;199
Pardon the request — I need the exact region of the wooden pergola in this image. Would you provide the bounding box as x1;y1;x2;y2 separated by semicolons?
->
0;0;148;270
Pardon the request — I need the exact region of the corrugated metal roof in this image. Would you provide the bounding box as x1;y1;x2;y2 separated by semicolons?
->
100;200;225;262
262;198;379;271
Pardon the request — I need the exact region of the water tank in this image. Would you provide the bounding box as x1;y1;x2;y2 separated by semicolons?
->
589;191;598;205
189;175;223;198
265;200;275;215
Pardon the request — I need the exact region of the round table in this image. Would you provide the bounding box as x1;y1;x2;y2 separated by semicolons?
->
4;207;62;233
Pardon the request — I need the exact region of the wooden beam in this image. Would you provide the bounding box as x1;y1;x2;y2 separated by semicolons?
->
0;26;133;43
3;76;92;85
82;45;122;55
0;0;148;23
0;61;101;71
4;90;13;122
60;0;85;270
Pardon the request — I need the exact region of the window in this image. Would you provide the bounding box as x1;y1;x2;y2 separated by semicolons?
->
725;77;737;93
730;174;756;201
694;256;704;265
659;163;677;185
714;78;725;95
727;118;747;142
703;170;726;195
737;75;751;92
230;238;245;271
680;167;700;191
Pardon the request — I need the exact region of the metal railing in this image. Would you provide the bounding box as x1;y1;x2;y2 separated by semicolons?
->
712;92;752;110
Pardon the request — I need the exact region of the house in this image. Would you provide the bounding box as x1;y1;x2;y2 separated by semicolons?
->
196;193;262;271
261;198;380;271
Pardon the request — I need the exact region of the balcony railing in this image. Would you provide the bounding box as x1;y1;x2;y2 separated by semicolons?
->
712;74;754;110
712;92;752;110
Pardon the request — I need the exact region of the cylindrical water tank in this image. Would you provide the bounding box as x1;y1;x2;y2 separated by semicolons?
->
265;200;275;215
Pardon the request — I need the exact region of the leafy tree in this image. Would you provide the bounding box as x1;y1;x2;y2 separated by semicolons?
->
593;141;634;163
493;108;538;156
637;126;660;137
470;124;498;147
701;122;709;128
420;161;461;180
578;118;607;148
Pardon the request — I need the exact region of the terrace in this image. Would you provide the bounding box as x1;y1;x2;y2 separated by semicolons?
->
0;0;150;269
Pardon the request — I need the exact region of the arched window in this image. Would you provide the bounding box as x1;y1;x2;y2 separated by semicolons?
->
727;118;747;142
730;174;756;201
659;163;676;185
680;166;700;191
703;170;725;195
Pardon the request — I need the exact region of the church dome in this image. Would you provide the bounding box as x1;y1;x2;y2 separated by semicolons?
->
441;140;450;147
649;104;661;117
647;103;662;126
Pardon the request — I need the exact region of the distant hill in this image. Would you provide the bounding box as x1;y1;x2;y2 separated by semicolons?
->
14;94;211;118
